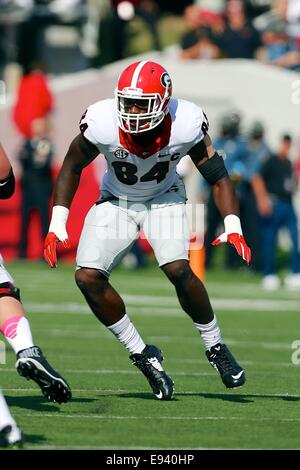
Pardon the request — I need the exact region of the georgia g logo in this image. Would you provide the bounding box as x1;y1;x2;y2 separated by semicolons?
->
114;148;129;159
161;72;172;89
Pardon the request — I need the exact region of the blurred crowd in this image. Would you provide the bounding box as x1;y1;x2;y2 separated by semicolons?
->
180;0;300;71
0;0;164;76
1;0;300;77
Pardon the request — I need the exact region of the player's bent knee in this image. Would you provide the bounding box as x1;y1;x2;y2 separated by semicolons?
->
161;260;192;286
0;282;21;301
75;268;108;293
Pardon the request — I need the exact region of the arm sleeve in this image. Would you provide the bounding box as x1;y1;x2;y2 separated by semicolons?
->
198;152;229;185
0;169;15;199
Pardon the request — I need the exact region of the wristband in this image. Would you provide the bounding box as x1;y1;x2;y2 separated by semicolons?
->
224;214;242;235
51;205;69;223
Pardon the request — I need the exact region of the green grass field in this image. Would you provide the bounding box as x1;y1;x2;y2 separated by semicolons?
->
1;260;300;449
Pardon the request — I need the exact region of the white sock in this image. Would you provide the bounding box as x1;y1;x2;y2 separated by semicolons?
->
107;314;146;354
0;389;16;429
1;316;34;354
194;316;223;351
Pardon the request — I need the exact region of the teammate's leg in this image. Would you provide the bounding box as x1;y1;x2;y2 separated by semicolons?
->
0;257;71;403
0;388;22;448
75;200;174;399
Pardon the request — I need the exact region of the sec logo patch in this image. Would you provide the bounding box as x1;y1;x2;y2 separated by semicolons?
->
114;148;129;159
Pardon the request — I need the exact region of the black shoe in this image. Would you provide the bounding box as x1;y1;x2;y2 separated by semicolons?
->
130;345;174;400
206;343;245;388
0;424;23;449
16;346;72;403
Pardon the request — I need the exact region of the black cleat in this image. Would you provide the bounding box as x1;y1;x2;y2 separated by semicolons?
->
130;345;174;400
16;346;72;403
206;343;245;388
0;424;23;449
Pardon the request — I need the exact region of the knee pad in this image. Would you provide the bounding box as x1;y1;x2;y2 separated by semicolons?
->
0;282;21;301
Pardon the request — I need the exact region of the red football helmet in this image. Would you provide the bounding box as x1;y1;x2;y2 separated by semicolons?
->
115;60;172;134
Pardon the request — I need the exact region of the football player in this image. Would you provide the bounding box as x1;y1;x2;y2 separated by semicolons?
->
0;143;71;447
44;61;251;400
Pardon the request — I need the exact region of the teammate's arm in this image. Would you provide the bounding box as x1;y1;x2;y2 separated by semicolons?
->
44;134;99;268
0;144;15;199
189;134;251;265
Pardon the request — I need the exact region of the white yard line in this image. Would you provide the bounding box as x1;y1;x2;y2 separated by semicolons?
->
23;295;300;314
0;367;215;376
172;359;295;367
15;413;300;422
2;388;300;398
0;364;297;377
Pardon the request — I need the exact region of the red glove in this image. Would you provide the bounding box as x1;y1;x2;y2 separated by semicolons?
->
211;215;251;265
44;206;70;268
44;232;70;268
212;232;251;265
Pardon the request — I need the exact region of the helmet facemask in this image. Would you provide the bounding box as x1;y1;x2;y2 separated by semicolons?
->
115;86;170;134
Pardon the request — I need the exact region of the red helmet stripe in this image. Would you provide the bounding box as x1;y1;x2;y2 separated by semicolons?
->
131;60;148;88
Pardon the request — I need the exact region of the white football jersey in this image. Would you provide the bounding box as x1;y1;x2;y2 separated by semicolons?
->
80;98;208;201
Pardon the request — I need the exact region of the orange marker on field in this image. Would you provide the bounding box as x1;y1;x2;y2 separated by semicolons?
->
189;235;205;282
